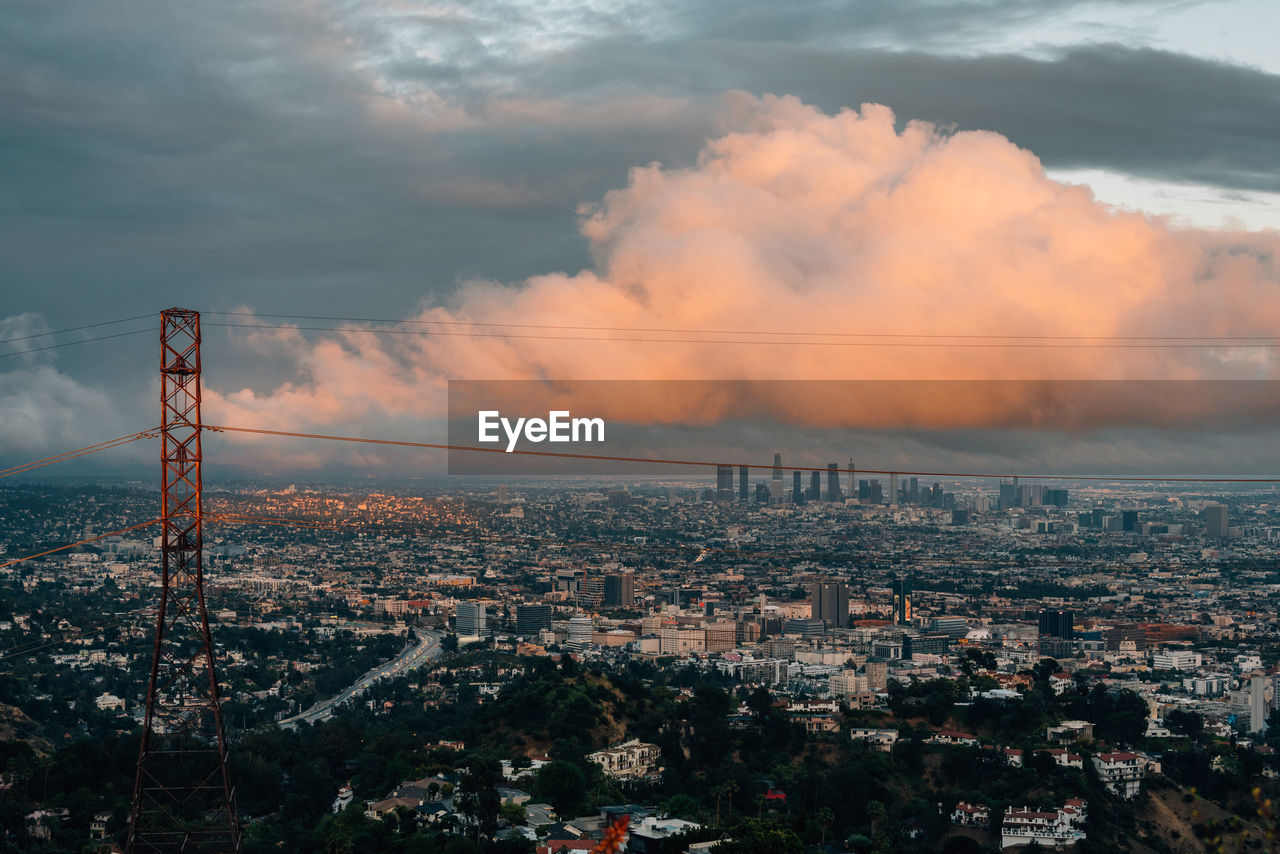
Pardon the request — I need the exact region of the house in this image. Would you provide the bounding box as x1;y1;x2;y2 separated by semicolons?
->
91;812;111;840
1092;752;1146;799
1048;673;1075;696
952;801;991;827
95;693;126;712
929;731;980;746
1001;800;1087;848
25;809;69;841
850;728;898;752
627;816;702;854
332;783;354;814
1041;748;1083;769
1003;747;1025;768
588;739;662;780
1046;720;1094;743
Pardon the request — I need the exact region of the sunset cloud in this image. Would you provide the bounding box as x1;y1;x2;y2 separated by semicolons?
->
205;95;1280;451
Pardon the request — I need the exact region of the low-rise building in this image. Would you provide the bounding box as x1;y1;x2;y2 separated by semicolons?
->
588;739;662;779
952;801;991;826
1000;800;1087;849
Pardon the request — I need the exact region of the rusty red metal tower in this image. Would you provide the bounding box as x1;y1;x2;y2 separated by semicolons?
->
128;309;240;853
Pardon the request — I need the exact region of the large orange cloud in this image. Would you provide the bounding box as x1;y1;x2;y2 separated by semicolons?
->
206;94;1280;443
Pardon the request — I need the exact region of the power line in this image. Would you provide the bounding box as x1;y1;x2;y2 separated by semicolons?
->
204;423;1280;483
0;327;154;360
203;321;1280;349
203;311;1280;343
0;313;155;346
0;519;163;569
0;430;157;480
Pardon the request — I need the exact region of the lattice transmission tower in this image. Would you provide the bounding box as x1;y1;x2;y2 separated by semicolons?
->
128;308;240;852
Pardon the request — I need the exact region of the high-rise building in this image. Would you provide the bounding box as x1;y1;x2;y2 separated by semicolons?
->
810;581;849;628
893;576;912;625
770;453;783;503
567;614;593;651
456;601;488;637
604;573;635;608
792;470;804;504
999;478;1017;510
827;463;842;502
738;466;749;501
1250;674;1268;733
716;465;734;502
809;471;821;501
1044;488;1069;507
1204;504;1228;538
515;604;552;636
889;472;899;508
1122;510;1139;532
1038;609;1074;640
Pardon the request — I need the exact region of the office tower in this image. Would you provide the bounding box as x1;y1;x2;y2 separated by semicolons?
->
716;465;734;502
866;479;883;505
998;478;1017;510
793;470;804;504
1044;488;1069;507
1122;510;1139;532
1250;674;1268;733
889;472;899;508
738;466;749;501
848;458;855;499
770;453;783;503
497;484;508;503
1204;504;1228;538
827;463;842;502
908;477;919;505
893;576;912;625
567;614;593;651
755;482;770;503
456;601;488;636
810;581;849;628
604;573;635;608
515;604;552;636
1038;609;1074;640
809;471;821;501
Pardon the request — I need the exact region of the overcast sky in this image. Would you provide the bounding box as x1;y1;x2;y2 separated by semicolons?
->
3;0;1279;477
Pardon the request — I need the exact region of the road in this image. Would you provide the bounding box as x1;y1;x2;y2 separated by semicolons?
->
278;631;442;729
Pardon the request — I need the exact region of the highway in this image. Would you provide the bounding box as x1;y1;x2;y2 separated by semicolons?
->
278;630;442;729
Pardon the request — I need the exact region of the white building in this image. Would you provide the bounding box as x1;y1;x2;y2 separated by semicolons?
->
567;614;593;651
849;728;898;752
1152;650;1202;670
1001;800;1087;849
587;739;662;779
1092;752;1146;799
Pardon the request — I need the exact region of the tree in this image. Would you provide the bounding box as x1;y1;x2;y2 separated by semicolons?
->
817;806;835;844
533;761;587;817
500;801;527;827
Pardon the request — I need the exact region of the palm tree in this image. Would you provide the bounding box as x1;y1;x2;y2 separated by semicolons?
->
723;780;739;823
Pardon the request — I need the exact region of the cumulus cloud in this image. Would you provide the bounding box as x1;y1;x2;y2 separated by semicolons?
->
205;96;1280;459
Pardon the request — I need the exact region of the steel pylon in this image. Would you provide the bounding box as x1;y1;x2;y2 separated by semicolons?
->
128;308;240;853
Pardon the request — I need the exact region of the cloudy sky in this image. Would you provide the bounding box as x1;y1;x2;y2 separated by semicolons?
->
3;0;1279;477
